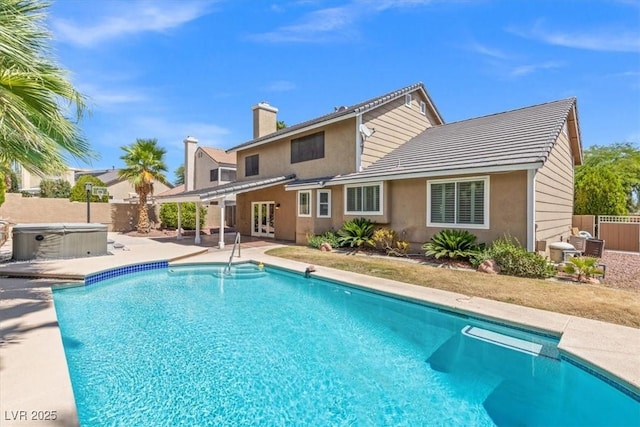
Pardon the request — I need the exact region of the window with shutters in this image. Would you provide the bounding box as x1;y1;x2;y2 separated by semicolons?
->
427;177;489;229
345;183;383;215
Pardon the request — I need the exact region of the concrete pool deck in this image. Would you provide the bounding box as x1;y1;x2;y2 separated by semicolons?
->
1;233;639;426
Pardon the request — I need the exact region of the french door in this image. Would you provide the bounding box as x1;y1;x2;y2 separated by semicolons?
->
251;202;275;238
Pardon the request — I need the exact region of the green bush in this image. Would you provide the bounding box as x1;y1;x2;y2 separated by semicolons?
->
337;217;375;248
474;237;556;279
422;229;480;260
40;178;71;198
307;230;341;249
70;175;108;202
159;202;206;230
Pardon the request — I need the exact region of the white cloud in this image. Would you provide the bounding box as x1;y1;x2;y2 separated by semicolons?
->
79;84;147;109
510;61;564;77
467;41;510;59
508;20;640;53
51;1;214;47
248;0;444;43
249;6;359;43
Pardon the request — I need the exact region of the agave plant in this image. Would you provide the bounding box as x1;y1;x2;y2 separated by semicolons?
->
422;229;479;260
337;218;375;248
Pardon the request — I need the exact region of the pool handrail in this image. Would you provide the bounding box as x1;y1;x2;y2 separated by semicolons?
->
224;232;241;274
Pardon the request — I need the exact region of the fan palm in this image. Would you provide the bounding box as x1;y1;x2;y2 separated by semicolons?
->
0;0;96;201
118;139;168;233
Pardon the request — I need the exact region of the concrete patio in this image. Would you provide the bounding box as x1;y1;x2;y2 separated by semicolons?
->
1;232;638;426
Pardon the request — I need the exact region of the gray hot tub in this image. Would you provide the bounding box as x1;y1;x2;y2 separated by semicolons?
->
12;223;108;261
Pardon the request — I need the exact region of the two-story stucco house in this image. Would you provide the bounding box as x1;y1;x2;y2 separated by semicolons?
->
164;82;582;253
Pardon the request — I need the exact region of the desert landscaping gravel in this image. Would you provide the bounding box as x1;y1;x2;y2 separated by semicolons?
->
599;250;640;291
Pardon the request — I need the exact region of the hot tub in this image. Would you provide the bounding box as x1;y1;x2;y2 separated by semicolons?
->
12;223;108;261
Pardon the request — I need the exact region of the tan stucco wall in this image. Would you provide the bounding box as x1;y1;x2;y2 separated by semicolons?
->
0;193;111;226
194;150;218;190
535;131;575;250
377;173;527;247
237;119;358;180
236;186;296;242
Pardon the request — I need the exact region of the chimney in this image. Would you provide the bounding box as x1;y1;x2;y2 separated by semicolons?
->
252;102;278;138
183;136;197;191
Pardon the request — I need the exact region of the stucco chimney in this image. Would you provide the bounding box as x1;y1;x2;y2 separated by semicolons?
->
183;136;198;191
252;102;278;138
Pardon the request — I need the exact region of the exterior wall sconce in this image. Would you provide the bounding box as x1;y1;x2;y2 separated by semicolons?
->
275;203;281;209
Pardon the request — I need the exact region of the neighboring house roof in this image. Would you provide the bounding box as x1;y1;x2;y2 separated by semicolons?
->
199;147;237;165
227;82;443;153
77;169;174;189
155;184;185;197
331;97;580;184
156;175;296;203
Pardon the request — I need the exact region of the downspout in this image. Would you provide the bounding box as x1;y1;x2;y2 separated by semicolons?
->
356;113;363;172
527;169;536;252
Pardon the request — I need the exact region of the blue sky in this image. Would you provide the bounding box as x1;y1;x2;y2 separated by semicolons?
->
47;0;640;182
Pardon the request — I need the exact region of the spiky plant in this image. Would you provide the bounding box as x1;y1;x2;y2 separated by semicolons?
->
337;217;375;248
422;229;479;260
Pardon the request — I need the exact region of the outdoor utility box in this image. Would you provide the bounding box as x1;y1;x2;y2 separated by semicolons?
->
12;223;108;261
584;238;605;258
548;241;576;263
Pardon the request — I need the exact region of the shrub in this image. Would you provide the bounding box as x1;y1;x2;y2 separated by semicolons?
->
70;175;108;202
307;230;341;249
40;178;71;198
371;228;409;256
422;229;480;260
563;256;604;282
159;202;206;230
475;237;556;279
337;217;375;248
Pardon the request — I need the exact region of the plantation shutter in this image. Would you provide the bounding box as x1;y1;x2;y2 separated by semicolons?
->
363;185;380;212
431;182;455;223
456;180;484;225
346;187;362;212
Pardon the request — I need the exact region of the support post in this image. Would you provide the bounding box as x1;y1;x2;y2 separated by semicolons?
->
195;201;201;245
85;183;93;223
218;199;226;249
176;203;183;240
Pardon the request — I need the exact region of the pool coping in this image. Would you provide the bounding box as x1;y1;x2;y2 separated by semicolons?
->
1;241;639;426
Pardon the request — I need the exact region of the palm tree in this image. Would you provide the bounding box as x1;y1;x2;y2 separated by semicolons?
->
0;0;96;203
118;139;168;233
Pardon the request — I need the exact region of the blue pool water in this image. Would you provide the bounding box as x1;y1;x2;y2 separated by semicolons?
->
53;264;640;426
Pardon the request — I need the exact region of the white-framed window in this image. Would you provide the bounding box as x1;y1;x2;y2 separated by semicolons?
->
345;183;383;215
317;189;331;218
405;93;412;107
298;190;312;217
427;177;489;229
420;101;427;115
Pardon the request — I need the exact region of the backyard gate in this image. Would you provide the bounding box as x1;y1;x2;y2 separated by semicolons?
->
597;216;640;253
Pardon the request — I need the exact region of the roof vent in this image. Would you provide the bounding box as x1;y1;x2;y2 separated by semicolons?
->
334;105;348;112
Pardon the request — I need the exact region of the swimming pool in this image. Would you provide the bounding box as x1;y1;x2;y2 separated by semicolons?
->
53;263;639;426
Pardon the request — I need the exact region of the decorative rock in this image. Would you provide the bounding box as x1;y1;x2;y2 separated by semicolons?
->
320;242;333;252
478;259;501;274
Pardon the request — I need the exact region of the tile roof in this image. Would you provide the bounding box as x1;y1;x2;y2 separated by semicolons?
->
200;147;237;165
337;97;577;181
228;82;442;152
